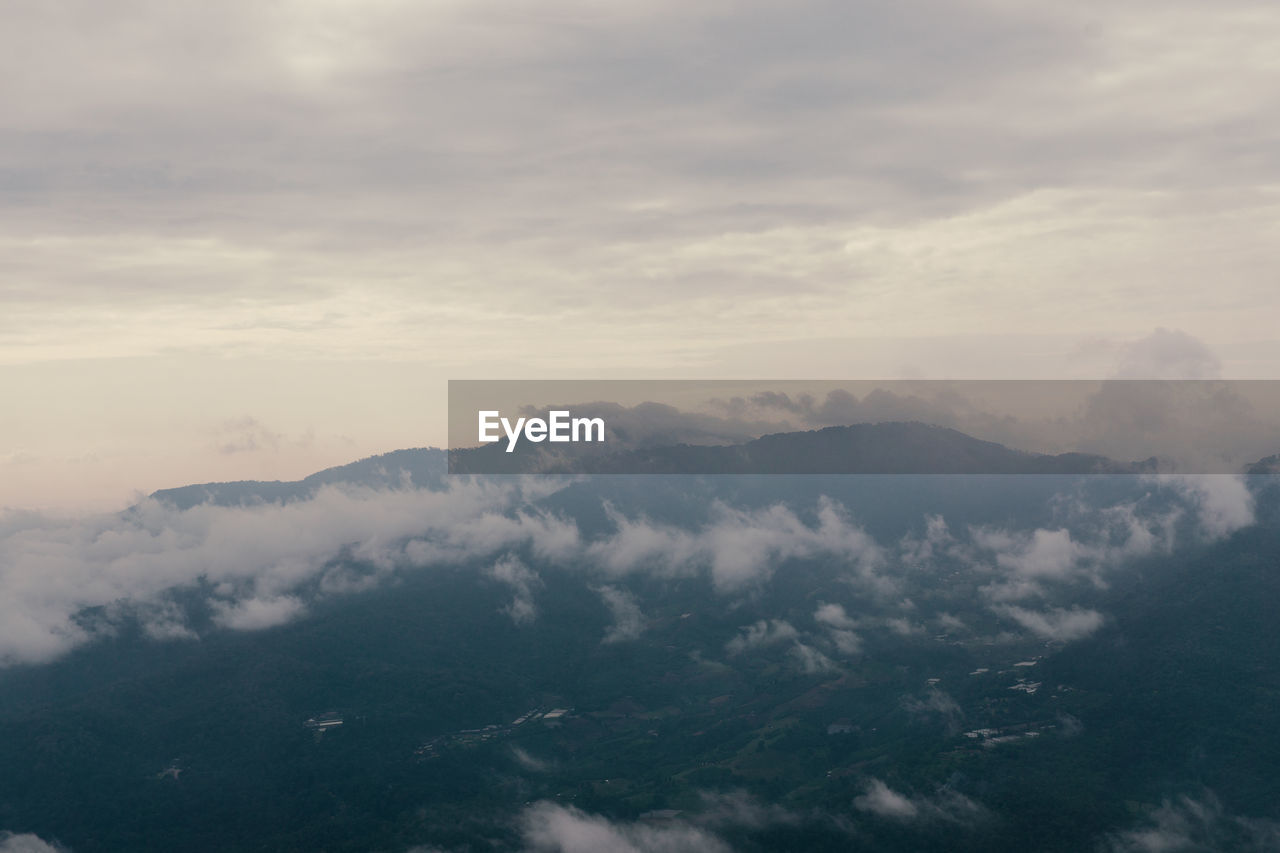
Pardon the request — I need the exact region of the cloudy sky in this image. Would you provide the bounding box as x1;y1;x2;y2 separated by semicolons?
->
2;0;1279;509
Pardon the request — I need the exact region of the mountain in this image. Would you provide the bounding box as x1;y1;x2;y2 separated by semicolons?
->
449;421;1156;475
149;423;1280;508
149;448;447;509
4;433;1280;852
150;422;1145;509
1246;453;1280;475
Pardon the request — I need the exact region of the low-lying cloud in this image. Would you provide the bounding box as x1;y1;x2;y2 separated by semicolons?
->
1103;792;1280;852
597;585;646;644
517;791;831;852
854;779;985;825
0;832;66;853
0;479;557;665
520;802;731;853
589;497;884;592
489;555;541;626
0;468;1260;666
995;606;1106;643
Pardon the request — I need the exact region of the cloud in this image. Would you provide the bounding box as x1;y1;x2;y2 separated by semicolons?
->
1103;792;1280;852
903;688;962;720
854;779;985;825
0;833;66;853
827;629;863;656
0;479;564;665
996;606;1105;643
1112;329;1222;380
0;467;1256;667
885;617;925;637
519;802;732;853
1074;377;1276;471
725;620;799;655
720;388;971;435
814;602;857;630
0;483;885;666
993;528;1084;579
590;498;884;592
212;416;285;455
726;619;837;674
517;792;825;853
812;603;863;655
5;0;1280;529
698;366;1280;476
854;780;920;820
694;791;803;830
5;0;1279;528
597;586;645;644
789;642;838;674
210;594;306;631
902;688;964;735
962;473;1255;604
1162;475;1255;538
511;746;552;774
899;515;955;567
488;555;540;626
137;599;199;641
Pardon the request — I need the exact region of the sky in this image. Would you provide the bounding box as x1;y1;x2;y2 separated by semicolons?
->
2;0;1279;510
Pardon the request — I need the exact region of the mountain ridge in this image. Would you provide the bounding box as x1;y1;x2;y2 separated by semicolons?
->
139;420;1277;509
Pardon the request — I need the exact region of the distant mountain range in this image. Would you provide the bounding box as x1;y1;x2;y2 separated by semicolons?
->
149;421;1280;509
448;421;1166;476
149;448;447;509
146;421;1280;509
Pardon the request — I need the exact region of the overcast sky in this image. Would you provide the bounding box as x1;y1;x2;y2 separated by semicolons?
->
2;0;1279;509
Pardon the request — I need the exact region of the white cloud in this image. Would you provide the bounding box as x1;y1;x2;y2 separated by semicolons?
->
854;780;920;820
1161;475;1255;539
827;629;863;656
963;473;1256;605
899;515;955;567
210;595;306;631
997;528;1085;579
814;602;857;630
0;485;878;665
0;479;560;665
0;832;66;853
789;642;838;674
590;498;883;592
902;688;965;735
488;555;540;626
695;791;803;830
138;600;200;641
725;620;799;655
520;802;732;853
854;779;986;825
726;619;838;675
1112;328;1222;380
1104;793;1280;852
597;586;645;644
511;745;552;774
4;1;1278;377
996;606;1105;643
885;617;924;637
0;470;1256;667
814;603;862;655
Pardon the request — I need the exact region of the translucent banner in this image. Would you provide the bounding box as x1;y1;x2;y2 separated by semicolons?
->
447;380;1280;475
